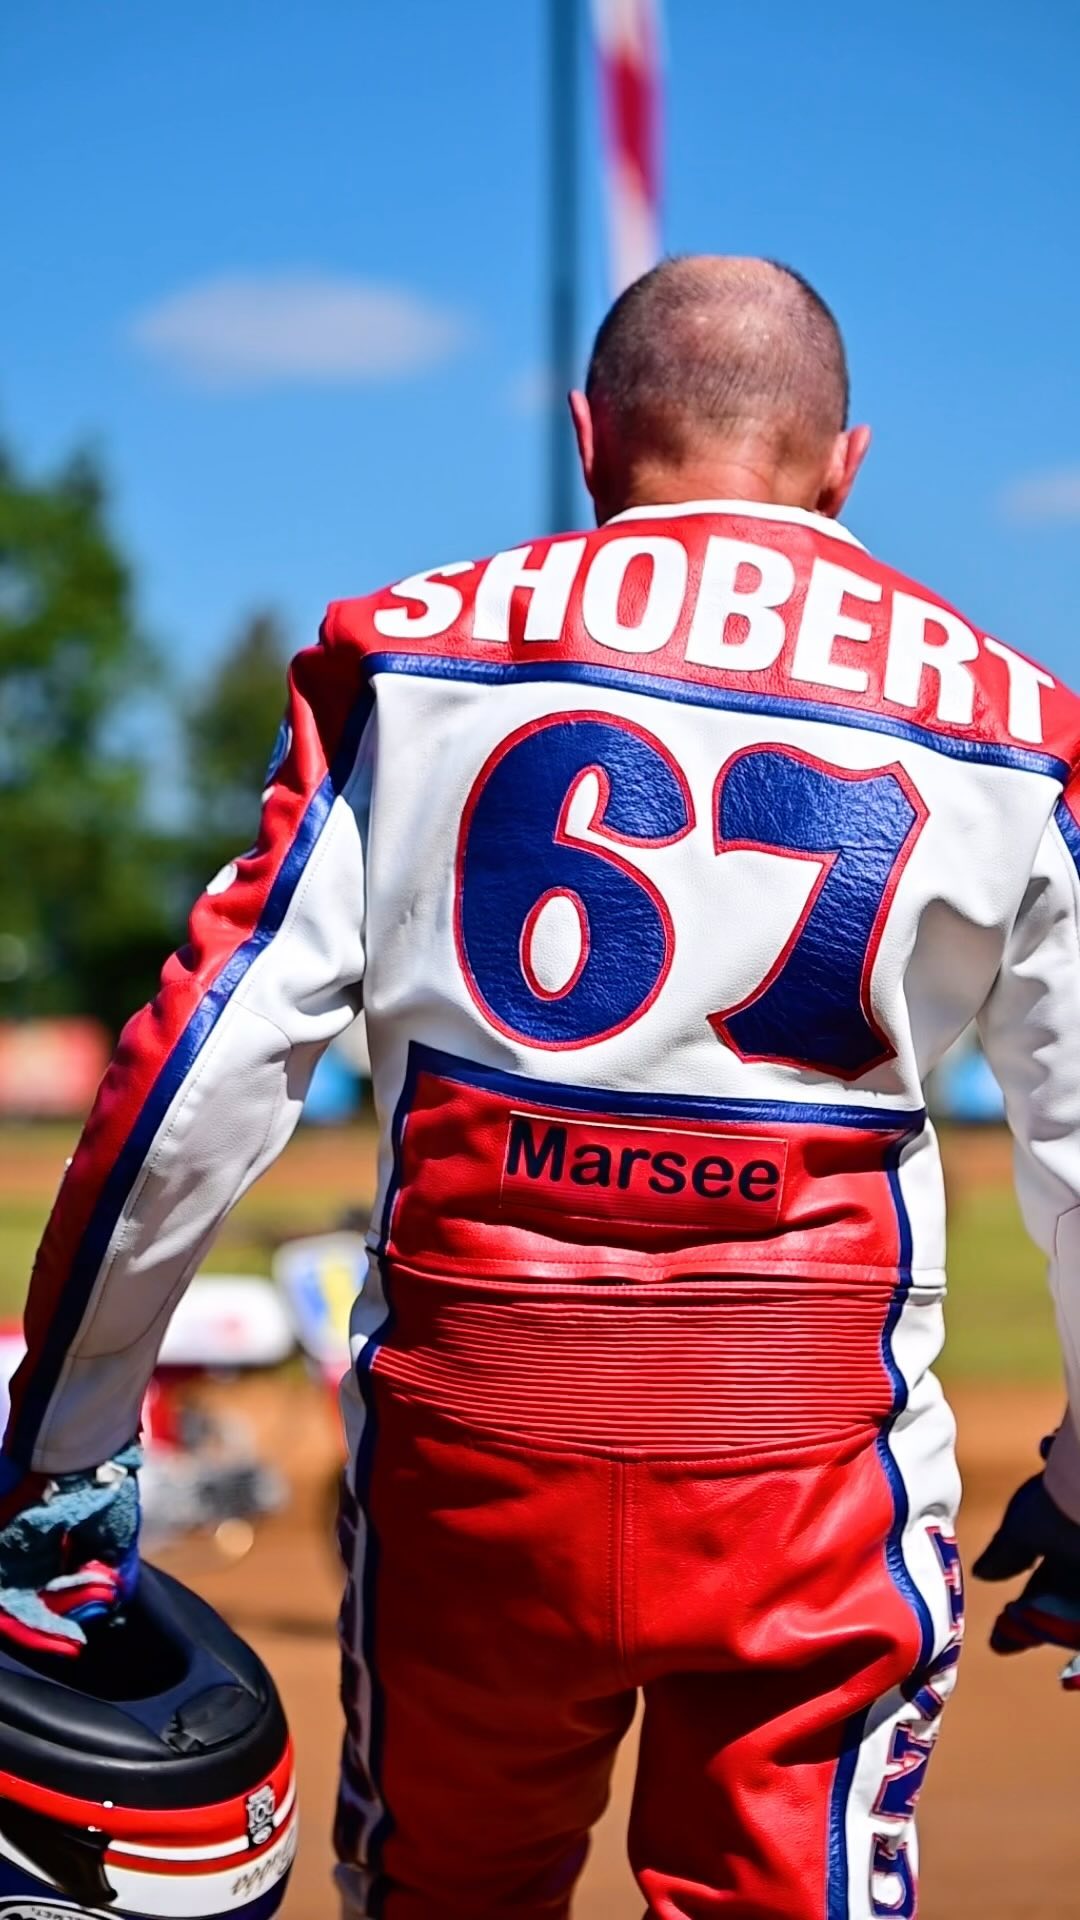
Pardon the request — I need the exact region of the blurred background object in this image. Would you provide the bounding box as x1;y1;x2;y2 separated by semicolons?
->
1;3;1078;1915
0;1017;110;1118
931;1028;1008;1127
592;0;663;295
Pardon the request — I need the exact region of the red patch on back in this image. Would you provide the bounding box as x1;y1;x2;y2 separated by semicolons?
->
500;1109;787;1234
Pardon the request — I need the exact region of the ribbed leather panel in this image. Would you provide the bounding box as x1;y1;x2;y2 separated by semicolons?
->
371;1269;900;1455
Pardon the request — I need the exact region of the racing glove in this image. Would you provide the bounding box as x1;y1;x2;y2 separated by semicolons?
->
972;1450;1080;1689
0;1443;141;1658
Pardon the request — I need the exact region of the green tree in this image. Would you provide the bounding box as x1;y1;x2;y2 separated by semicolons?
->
184;611;290;885
0;443;176;1031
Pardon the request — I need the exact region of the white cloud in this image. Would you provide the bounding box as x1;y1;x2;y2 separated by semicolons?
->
999;467;1080;524
129;272;473;387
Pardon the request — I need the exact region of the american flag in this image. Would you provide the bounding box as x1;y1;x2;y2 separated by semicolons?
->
591;0;663;294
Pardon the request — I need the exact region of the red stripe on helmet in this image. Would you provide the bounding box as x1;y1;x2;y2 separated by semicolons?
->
0;1738;294;1844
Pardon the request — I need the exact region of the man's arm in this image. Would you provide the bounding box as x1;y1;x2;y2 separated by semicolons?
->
973;784;1080;1679
976;787;1080;1523
5;621;372;1476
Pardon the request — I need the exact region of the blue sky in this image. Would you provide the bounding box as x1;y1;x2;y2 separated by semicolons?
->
2;1;1079;683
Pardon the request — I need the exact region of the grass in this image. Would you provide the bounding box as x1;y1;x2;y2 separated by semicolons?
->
942;1148;1056;1383
0;1121;1060;1385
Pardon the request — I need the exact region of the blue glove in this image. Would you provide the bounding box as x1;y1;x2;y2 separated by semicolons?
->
972;1466;1080;1689
0;1444;141;1658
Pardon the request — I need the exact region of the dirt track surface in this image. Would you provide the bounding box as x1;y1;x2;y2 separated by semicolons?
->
161;1378;1074;1920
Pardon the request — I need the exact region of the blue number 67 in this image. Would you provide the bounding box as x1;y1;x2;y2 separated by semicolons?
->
710;745;927;1079
455;719;927;1078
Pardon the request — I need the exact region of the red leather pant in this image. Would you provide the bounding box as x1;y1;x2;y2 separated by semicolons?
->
335;1277;961;1919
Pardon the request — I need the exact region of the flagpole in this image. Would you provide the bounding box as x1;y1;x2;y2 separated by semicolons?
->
548;0;579;533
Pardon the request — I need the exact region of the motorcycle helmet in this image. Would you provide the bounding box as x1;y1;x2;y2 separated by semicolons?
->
0;1565;296;1917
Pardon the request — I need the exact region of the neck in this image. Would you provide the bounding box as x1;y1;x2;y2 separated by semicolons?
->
601;451;824;522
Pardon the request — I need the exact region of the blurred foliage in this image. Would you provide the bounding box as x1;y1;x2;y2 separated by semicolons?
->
0;442;180;1030
0;439;291;1033
183;611;289;891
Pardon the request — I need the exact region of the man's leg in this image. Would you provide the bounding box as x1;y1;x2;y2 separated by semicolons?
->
335;1375;636;1920
627;1376;962;1918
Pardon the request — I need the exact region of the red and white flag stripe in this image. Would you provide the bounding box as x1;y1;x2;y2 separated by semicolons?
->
592;0;663;294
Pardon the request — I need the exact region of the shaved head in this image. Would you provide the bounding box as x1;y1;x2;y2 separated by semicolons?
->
574;256;862;522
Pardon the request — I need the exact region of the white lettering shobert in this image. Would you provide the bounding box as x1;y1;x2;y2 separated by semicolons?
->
983;637;1056;745
582;535;689;654
883;594;980;727
790;560;882;695
474;541;587;645
373;562;473;640
685;538;795;672
374;536;1055;746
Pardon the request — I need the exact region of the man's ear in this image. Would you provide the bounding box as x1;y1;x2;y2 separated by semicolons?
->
817;424;872;519
569;390;596;499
